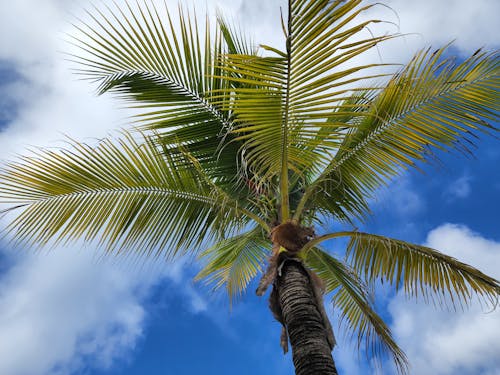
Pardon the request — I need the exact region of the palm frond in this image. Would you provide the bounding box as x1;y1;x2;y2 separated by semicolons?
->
294;91;375;223
297;47;500;221
71;1;214;98
68;1;259;187
306;247;408;374
196;228;270;303
0;132;260;257
346;231;500;307
214;0;397;219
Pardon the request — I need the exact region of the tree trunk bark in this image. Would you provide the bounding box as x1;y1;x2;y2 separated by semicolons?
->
276;259;338;375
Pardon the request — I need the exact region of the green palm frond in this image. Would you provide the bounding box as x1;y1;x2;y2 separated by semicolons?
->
68;0;226;145
306;248;408;374
71;1;234;98
196;228;270;302
0;132;261;256
68;1;257;187
214;53;320;181
294;91;375;223
297;47;500;221
345;231;500;306
214;0;397;219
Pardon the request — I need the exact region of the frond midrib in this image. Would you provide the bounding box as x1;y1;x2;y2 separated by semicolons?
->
11;185;217;206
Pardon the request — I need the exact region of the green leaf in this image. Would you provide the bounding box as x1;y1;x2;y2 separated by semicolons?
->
345;231;500;307
68;1;258;194
0;132;257;257
196;228;270;303
214;0;398;219
306;247;408;374
298;47;500;222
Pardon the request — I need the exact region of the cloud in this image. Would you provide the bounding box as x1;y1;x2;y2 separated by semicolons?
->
373;176;425;217
0;0;129;158
0;245;212;375
391;180;424;216
0;249;146;375
388;224;500;375
446;175;472;200
382;0;500;53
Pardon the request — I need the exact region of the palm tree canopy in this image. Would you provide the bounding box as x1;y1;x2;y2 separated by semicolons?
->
1;0;499;373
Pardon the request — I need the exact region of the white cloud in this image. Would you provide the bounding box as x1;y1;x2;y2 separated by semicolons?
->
0;0;61;65
0;0;128;158
389;224;500;375
0;249;146;375
446;175;472;200
382;0;500;53
392;181;424;216
374;176;425;217
0;245;210;375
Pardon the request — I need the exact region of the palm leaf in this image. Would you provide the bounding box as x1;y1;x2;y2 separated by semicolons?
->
195;228;270;303
0;132;261;257
297;47;500;221
294;91;375;223
68;1;258;191
306;247;408;374
344;231;500;307
214;0;397;219
71;1;215;97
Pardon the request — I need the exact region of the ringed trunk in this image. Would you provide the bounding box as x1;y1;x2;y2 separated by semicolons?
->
276;259;338;375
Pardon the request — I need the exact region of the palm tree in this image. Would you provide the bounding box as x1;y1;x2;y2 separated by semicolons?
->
1;0;499;374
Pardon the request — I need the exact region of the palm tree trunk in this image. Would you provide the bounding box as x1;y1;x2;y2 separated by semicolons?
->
276;259;338;375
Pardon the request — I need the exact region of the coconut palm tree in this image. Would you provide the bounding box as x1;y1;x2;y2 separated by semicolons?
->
1;0;499;374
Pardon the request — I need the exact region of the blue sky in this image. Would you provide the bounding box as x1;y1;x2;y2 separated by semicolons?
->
0;1;499;375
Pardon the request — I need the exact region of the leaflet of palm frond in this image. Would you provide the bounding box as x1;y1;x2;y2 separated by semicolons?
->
306;247;408;375
216;13;257;56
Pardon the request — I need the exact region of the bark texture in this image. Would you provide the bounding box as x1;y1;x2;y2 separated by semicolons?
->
276;259;338;375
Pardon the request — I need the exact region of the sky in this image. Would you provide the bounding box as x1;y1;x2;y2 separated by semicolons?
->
0;1;499;375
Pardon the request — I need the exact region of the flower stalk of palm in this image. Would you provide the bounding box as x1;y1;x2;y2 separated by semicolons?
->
1;1;499;374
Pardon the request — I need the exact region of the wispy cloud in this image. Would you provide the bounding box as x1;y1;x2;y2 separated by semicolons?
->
446;175;472;200
0;245;214;375
373;176;425;217
379;0;500;53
